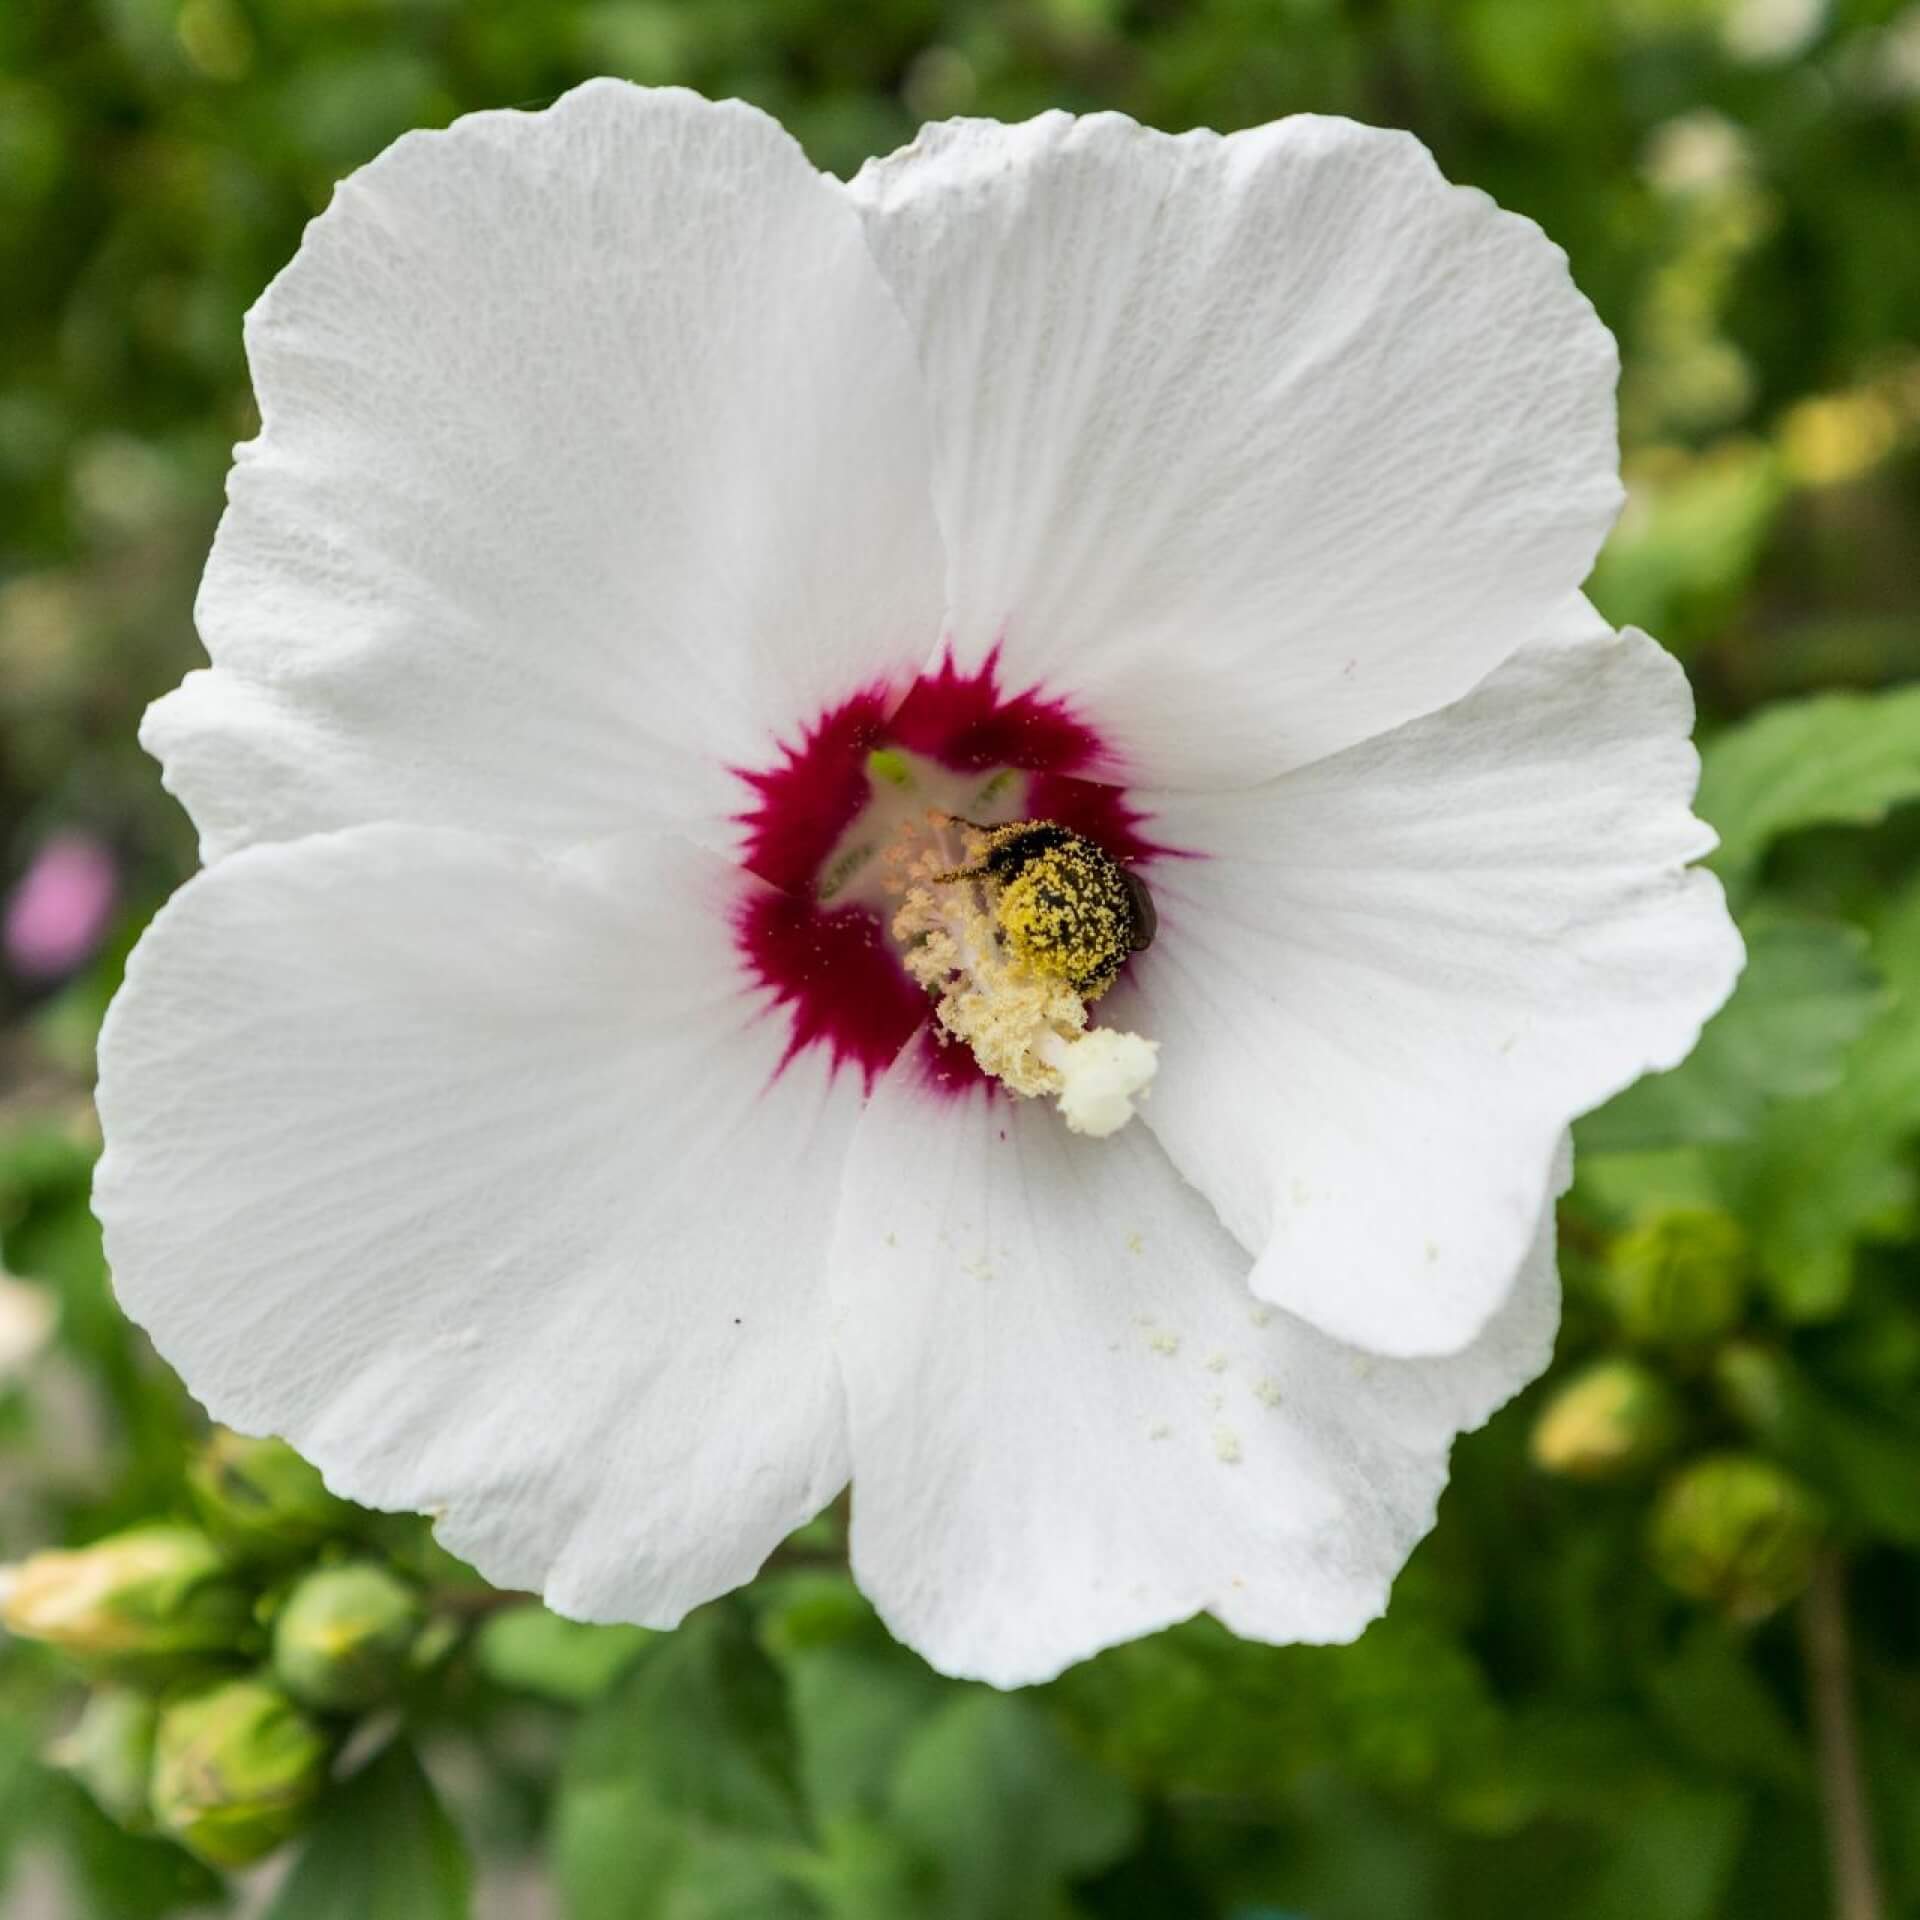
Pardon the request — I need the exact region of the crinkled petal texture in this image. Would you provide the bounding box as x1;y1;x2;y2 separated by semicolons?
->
848;112;1622;789
1111;615;1743;1359
831;1038;1563;1687
152;81;943;864
93;826;857;1624
101;90;1735;1681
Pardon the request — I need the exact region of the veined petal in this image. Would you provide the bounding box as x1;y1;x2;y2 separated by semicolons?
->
1120;614;1742;1358
158;81;943;862
849;113;1621;789
94;825;855;1623
830;1040;1561;1688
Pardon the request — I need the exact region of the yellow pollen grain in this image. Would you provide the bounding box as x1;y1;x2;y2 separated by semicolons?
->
1148;1330;1181;1357
1213;1426;1243;1465
1204;1350;1229;1374
1253;1376;1283;1408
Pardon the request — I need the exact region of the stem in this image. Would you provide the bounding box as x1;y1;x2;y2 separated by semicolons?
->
431;1584;535;1620
1800;1554;1883;1920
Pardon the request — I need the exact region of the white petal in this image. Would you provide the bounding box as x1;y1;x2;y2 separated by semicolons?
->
1120;616;1742;1358
830;1042;1561;1688
848;113;1621;789
158;81;943;862
94;825;856;1623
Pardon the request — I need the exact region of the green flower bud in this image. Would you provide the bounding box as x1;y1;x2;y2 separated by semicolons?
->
1712;1341;1792;1437
1530;1357;1679;1480
150;1677;330;1867
188;1430;355;1565
0;1525;252;1677
1650;1454;1823;1623
1606;1209;1749;1345
271;1563;425;1713
53;1688;158;1833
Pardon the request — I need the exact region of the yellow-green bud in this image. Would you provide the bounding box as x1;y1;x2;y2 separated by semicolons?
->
150;1677;329;1867
0;1525;252;1677
188;1430;356;1564
53;1688;158;1833
1712;1341;1792;1437
1650;1454;1823;1623
1529;1357;1679;1480
271;1563;425;1713
1606;1210;1749;1345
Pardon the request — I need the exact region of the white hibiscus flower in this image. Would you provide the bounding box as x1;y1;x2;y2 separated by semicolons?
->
93;82;1741;1687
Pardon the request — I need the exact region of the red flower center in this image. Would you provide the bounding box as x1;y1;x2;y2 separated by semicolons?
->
732;653;1161;1093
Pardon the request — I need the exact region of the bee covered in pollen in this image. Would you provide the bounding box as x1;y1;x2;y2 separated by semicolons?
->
940;819;1156;999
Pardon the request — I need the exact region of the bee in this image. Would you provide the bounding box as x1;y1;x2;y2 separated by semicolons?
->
940;818;1156;999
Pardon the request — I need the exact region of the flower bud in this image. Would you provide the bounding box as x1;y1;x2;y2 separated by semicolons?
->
271;1562;425;1713
52;1688;158;1833
1712;1341;1792;1438
188;1429;356;1565
0;1525;252;1677
150;1677;330;1867
1650;1453;1823;1622
1529;1356;1679;1480
1605;1209;1749;1345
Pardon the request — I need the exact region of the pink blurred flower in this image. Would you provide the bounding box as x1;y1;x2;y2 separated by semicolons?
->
5;832;118;981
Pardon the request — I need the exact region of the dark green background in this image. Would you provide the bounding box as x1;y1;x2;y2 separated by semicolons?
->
3;1;1919;1915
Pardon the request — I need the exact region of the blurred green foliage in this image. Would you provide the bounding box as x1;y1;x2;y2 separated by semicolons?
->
3;0;1919;1915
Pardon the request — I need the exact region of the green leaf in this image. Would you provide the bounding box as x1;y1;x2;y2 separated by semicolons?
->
891;1693;1137;1920
553;1603;818;1920
262;1740;470;1920
794;1817;933;1920
1642;1623;1809;1794
1712;883;1920;1313
1720;1795;1828;1920
1585;441;1784;655
0;1714;42;1889
1321;1617;1506;1807
1576;919;1881;1151
1249;1772;1444;1920
1569;1784;1748;1920
1769;1366;1920;1548
45;1771;227;1920
1699;685;1920;898
473;1604;652;1706
1574;1145;1723;1225
758;1573;947;1825
1864;1711;1920;1906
